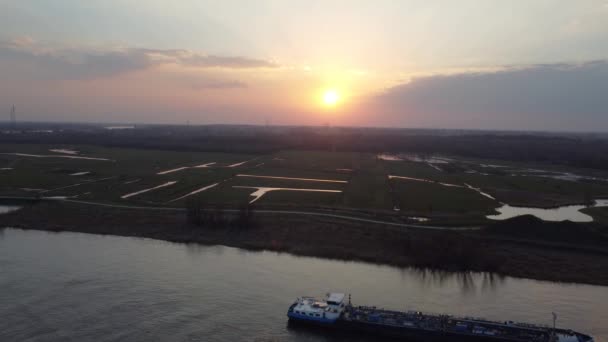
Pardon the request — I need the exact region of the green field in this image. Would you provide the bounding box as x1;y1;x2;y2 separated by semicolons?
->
3;144;608;224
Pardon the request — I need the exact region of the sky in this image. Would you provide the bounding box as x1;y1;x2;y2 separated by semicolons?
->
1;0;608;131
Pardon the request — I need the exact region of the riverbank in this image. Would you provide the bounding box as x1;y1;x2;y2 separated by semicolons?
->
2;201;608;286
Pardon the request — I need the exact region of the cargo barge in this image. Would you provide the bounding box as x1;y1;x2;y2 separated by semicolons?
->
287;292;594;342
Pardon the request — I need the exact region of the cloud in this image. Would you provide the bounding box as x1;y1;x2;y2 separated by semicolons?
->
179;54;276;69
139;48;278;69
190;80;247;90
0;38;277;80
360;61;608;131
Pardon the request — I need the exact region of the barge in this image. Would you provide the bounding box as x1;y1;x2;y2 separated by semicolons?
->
287;292;594;342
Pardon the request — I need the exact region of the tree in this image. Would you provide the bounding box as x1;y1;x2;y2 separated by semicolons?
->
186;197;204;227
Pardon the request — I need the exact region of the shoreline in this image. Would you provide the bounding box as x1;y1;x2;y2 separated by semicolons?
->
1;201;608;286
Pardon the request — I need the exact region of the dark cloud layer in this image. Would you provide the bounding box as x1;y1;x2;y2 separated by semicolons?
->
0;38;277;80
366;61;608;130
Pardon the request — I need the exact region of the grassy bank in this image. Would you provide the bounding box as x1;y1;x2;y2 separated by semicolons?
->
1;201;607;286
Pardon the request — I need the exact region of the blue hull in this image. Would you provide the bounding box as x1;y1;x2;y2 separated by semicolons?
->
287;312;337;325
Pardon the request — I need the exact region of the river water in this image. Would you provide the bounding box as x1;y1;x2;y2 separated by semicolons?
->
0;228;606;342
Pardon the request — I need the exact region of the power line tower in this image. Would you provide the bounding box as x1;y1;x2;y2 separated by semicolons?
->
10;105;16;130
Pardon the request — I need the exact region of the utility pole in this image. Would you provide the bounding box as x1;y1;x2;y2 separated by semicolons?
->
10;105;16;130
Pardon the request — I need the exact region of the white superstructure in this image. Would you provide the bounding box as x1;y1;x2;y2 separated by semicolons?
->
287;292;346;324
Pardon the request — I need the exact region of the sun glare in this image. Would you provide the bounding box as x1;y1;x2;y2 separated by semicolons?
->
323;89;340;106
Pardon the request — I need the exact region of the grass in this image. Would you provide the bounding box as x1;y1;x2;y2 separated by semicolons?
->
342;162;393;210
0;143;256;204
390;179;498;215
272;150;365;171
581;207;608;226
238;166;351;181
3;143;608;223
382;157;608;208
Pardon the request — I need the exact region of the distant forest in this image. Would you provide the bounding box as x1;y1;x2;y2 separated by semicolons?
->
3;123;608;170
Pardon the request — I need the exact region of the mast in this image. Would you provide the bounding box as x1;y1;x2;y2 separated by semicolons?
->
552;312;557;340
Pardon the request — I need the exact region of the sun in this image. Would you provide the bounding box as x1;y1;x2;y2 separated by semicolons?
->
322;89;341;106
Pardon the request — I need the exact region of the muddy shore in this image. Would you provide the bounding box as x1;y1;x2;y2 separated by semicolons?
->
1;201;608;286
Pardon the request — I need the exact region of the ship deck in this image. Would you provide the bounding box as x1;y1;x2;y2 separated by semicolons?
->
341;305;591;342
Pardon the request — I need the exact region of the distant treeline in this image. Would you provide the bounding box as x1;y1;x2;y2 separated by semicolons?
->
3;123;608;170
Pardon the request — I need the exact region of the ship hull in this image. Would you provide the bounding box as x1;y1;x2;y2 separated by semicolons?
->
337;320;529;342
287;312;336;326
289;315;593;342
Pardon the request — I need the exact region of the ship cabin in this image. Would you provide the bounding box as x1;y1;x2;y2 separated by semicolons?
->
287;292;346;324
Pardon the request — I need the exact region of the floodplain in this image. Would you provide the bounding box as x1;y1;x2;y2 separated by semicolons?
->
3;144;608;224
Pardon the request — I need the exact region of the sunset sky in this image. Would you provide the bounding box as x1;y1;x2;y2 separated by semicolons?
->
1;0;608;131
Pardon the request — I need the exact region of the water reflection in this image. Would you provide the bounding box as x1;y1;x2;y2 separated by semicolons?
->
408;269;505;295
184;243;226;257
480;273;505;292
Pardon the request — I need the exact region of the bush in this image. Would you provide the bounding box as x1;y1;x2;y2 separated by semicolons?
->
231;203;256;230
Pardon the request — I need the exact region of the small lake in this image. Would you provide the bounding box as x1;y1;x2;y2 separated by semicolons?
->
0;205;20;214
0;228;606;342
488;199;608;223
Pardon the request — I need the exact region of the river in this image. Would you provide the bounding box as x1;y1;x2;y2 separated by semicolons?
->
0;228;606;342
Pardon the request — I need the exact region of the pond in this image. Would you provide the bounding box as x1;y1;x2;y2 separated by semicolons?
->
0;205;21;214
488;200;608;223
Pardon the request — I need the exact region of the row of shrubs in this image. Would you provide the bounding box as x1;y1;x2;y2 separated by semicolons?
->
403;232;505;273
